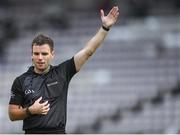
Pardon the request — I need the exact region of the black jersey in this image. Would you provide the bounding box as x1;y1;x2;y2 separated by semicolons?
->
9;57;77;133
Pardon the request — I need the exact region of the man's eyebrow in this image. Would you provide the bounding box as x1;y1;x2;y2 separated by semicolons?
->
33;52;49;54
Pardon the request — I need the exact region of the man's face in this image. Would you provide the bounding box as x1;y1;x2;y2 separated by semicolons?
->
32;44;54;73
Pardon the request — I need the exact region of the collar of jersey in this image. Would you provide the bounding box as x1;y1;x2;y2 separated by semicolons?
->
27;65;53;76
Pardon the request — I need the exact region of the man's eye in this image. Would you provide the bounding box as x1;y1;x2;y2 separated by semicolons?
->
34;53;39;55
42;53;48;56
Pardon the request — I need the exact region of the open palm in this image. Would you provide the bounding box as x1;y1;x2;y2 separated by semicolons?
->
101;6;119;29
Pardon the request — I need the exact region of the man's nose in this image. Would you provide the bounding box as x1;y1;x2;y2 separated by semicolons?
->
38;54;43;60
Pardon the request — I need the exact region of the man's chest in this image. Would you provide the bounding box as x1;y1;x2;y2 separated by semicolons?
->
22;74;66;106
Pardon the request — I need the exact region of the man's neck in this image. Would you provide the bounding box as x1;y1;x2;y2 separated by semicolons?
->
34;65;50;74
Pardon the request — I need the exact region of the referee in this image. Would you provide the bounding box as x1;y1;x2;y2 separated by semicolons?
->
8;6;119;134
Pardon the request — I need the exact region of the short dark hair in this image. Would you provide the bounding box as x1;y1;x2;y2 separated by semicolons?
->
32;34;54;52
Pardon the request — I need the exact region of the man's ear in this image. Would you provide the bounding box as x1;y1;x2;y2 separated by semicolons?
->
31;56;33;62
51;51;55;59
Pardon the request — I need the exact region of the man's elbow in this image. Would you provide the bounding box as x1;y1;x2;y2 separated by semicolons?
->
9;116;15;121
8;109;18;121
86;49;94;58
9;113;16;121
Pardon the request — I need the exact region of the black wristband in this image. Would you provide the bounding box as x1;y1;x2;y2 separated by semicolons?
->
26;107;32;116
102;25;110;31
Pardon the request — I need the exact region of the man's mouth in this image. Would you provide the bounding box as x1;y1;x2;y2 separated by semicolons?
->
37;62;45;66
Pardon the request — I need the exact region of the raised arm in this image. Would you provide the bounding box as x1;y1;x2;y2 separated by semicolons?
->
74;6;119;72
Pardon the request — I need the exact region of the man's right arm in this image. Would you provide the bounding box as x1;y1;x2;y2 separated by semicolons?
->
9;104;29;121
9;97;50;121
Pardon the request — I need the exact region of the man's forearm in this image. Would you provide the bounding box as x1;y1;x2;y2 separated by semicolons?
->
84;27;108;56
9;106;29;121
74;26;109;71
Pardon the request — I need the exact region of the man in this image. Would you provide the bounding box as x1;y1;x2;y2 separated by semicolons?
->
8;6;119;134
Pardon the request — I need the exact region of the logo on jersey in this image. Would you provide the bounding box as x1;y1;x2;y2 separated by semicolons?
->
25;89;35;95
10;92;15;98
47;81;58;87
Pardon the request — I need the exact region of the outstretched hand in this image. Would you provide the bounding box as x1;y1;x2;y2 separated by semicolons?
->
100;6;119;29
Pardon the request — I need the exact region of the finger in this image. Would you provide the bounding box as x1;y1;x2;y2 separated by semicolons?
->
44;107;50;112
115;12;120;18
42;100;49;106
36;97;42;103
100;9;104;18
112;6;119;16
42;108;50;115
116;6;119;11
43;103;50;110
111;6;117;15
114;11;119;18
111;6;118;14
42;112;48;115
108;7;115;16
115;6;119;15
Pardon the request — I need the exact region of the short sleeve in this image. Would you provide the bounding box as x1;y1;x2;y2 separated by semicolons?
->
9;78;24;105
56;57;77;83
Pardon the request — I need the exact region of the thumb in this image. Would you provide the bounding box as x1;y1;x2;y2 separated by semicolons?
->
100;9;104;19
36;97;42;103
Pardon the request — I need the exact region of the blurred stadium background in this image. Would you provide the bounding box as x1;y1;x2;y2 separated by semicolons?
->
0;0;180;133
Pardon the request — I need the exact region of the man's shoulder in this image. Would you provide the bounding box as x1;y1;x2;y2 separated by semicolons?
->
56;57;74;68
15;66;33;81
